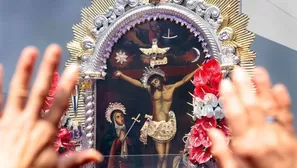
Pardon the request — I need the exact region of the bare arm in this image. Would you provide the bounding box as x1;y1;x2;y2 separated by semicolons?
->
115;71;143;88
173;68;198;88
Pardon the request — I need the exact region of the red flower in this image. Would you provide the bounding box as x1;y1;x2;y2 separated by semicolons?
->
189;117;216;148
193;59;222;99
194;84;218;99
42;72;59;111
54;127;75;152
203;59;221;78
189;124;210;148
189;145;212;164
195;116;217;131
193;68;208;87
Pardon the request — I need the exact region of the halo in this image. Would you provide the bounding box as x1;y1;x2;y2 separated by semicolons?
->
105;102;126;124
141;67;166;88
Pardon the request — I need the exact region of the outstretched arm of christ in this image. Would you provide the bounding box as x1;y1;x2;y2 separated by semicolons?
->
115;71;143;88
126;31;147;47
173;68;198;88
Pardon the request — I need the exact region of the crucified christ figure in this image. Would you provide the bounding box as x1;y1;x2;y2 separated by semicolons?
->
115;67;197;168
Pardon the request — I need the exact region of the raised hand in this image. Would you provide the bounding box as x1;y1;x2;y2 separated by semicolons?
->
114;70;122;77
0;44;103;168
209;67;297;168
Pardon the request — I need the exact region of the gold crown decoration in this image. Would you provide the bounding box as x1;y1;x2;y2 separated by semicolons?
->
105;102;126;124
141;67;165;88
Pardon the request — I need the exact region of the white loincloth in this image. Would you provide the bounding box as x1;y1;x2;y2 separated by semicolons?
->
140;111;176;144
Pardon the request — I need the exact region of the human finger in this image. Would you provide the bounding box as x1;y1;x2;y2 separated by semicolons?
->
44;65;78;126
26;44;61;119
272;84;294;133
220;79;248;137
272;84;291;113
21;121;56;168
5;47;38;112
30;146;57;168
57;150;103;168
253;67;277;117
232;67;264;125
208;129;236;168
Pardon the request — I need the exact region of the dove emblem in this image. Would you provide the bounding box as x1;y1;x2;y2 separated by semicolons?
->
139;38;170;56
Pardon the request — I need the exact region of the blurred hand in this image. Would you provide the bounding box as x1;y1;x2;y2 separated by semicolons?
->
0;44;103;168
209;67;297;168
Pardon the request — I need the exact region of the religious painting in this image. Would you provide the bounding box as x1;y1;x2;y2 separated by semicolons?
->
95;19;206;168
66;0;256;168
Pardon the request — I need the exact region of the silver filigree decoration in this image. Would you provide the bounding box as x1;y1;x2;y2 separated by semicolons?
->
82;37;95;50
80;55;94;74
81;54;106;78
204;6;222;30
197;0;208;10
172;0;183;4
80;130;95;168
108;13;117;23
91;0;141;38
218;27;234;42
221;46;240;65
94;15;108;28
184;0;223;30
219;31;231;41
117;0;129;5
82;55;107;78
105;7;117;24
114;4;126;16
105;7;115;17
185;0;198;10
84;82;95;148
92;15;109;38
128;0;139;7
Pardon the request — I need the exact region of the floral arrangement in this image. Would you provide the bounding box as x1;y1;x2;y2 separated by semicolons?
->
184;59;231;166
54;127;75;154
41;72;76;154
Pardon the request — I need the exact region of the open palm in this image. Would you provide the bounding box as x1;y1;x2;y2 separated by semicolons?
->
0;45;103;168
